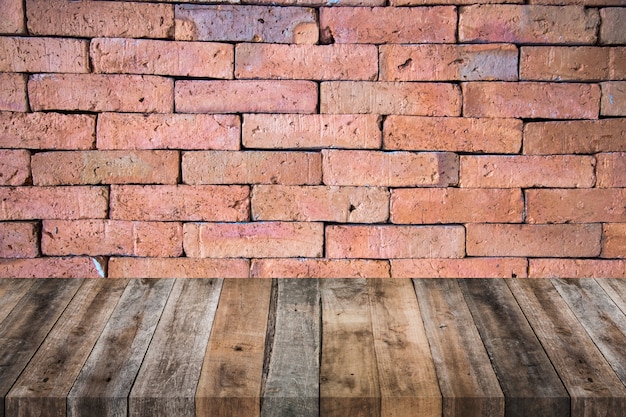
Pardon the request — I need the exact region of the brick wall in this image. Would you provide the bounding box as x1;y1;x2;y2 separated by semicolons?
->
0;0;624;278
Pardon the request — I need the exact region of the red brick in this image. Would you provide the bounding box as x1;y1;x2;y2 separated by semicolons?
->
597;153;626;188
459;5;599;44
235;44;377;81
319;7;456;44
0;150;30;186
0;0;25;34
110;185;249;221
28;74;174;113
601;8;626;44
0;37;88;73
0;186;108;220
520;47;610;81
243;114;381;150
27;0;174;38
321;82;461;116
380;44;518;81
91;38;233;79
0;257;103;278
0;222;38;258
176;80;317;114
108;258;250;278
175;5;318;44
603;224;626;259
0;112;94;150
530;0;624;5
526;189;626;223
326;225;465;259
251;185;389;223
601;82;626;116
183;222;323;258
391;188;523;224
459;155;596;188
0;73;27;112
466;224;602;257
611;48;626;79
391;258;528;278
250;259;390;278
32;151;179;186
183;151;321;185
97;113;239;150
529;259;626;278
42;220;183;257
523;119;626;154
393;0;522;5
462;82;600;119
323;150;458;187
384;116;522;153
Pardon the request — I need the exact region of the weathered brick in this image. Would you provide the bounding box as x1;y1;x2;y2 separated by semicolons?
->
27;0;174;38
183;151;321;185
319;7;456;44
110;185;249;221
459;5;599;44
32;151;179;186
459;155;596;188
526;189;626;223
0;112;94;150
183;222;324;258
611;48;626;79
176;80;317;114
175;5;317;44
597;153;626;188
322;150;459;187
523;119;626;154
391;188;523;224
603;224;626;259
42;220;183;257
235;44;378;80
391;258;528;278
0;186;108;220
601;82;626;116
601;8;626;44
384;116;522;153
108;258;250;278
466;224;602;257
462;82;600;119
0;222;38;258
326;225;465;259
529;259;626;278
251;185;389;223
0;0;25;34
321;82;461;116
380;44;518;81
530;0;625;5
243;114;381;150
393;0;522;5
0;73;27;112
0;37;88;73
0;149;30;186
97;113;239;150
91;38;233;78
0;257;103;278
520;47;610;81
250;259;390;278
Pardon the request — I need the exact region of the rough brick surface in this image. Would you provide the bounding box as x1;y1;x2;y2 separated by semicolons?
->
0;149;30;186
108;258;250;278
529;259;626;278
391;258;528;278
611;48;626;79
603;224;626;259
597;153;626;188
250;259;390;278
0;37;89;73
0;73;27;112
520;47;611;81
601;82;626;116
601;8;626;44
322;150;459;187
0;222;38;258
523;119;626;154
0;258;103;278
526;189;626;224
0;112;95;150
0;0;25;34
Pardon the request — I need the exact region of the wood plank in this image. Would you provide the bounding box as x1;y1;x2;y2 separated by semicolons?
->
413;279;504;417
369;279;442;417
67;278;175;417
0;279;82;417
510;279;626;417
320;278;380;417
595;279;626;317
458;279;570;417
196;278;272;417
0;279;35;325
5;279;129;417
261;279;320;417
129;278;223;417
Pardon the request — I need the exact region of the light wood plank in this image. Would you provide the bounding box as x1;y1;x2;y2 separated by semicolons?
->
320;278;380;417
596;279;626;317
261;279;320;417
129;278;223;417
413;279;504;417
67;278;175;417
459;279;570;417
0;279;35;325
196;279;272;417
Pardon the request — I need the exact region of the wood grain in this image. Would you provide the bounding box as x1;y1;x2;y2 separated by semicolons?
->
0;279;35;325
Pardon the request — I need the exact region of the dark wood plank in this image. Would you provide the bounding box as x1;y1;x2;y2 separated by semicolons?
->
0;279;35;325
413;279;504;417
320;278;380;417
5;279;129;417
459;279;570;417
196;279;272;417
0;278;82;417
261;279;320;417
129;278;223;417
67;278;175;417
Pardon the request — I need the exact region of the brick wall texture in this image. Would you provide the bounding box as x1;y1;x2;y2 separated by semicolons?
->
0;0;625;278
